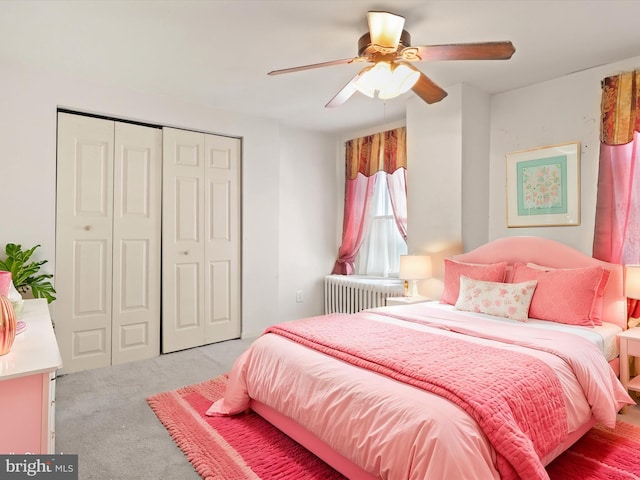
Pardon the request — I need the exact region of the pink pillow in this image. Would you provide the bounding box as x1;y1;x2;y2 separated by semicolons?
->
526;263;610;326
440;259;508;305
512;263;608;326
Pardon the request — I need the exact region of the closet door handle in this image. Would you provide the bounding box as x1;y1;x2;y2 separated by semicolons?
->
182;250;189;255
84;225;92;231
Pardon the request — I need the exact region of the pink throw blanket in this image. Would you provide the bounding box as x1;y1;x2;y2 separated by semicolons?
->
265;314;568;480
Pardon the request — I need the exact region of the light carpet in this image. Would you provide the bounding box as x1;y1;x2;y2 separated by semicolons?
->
148;375;640;480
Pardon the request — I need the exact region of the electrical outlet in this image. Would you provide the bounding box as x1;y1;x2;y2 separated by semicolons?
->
296;290;304;303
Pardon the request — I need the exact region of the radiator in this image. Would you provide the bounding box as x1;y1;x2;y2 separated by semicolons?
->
324;275;404;314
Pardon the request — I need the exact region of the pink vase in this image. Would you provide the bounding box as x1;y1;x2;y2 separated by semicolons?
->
0;271;11;297
0;295;17;355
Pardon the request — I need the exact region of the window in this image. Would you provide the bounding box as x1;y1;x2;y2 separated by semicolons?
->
355;171;407;277
331;126;407;276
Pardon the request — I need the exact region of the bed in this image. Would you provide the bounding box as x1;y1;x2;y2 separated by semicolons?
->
207;237;635;479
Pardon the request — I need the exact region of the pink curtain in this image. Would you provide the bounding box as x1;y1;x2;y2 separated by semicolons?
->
332;127;407;274
593;135;640;264
331;174;376;274
592;70;640;319
386;168;407;241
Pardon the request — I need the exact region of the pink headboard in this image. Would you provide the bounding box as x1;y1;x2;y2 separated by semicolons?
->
452;236;626;330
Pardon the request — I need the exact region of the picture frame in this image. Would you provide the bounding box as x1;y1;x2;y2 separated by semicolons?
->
506;142;580;227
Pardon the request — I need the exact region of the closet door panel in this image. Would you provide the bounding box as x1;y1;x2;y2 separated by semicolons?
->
162;127;205;353
71;239;109;360
111;122;161;364
119;240;148;309
209;260;230;322
204;134;241;343
175;262;200;328
176;177;200;241
74;239;109;315
76;146;110;216
209;180;230;241
55;113;114;373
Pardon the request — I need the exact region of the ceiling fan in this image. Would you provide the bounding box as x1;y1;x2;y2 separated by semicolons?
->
268;11;515;107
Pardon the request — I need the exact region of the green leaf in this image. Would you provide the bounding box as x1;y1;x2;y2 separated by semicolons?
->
30;282;56;304
0;243;56;303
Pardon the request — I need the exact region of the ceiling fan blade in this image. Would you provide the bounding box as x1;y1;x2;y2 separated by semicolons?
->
412;72;448;104
406;41;515;61
325;71;365;108
367;11;405;51
268;57;360;76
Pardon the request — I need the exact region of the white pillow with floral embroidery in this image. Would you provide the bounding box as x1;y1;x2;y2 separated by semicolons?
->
455;276;538;322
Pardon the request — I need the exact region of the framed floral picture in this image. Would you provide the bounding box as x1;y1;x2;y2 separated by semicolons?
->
506;142;580;227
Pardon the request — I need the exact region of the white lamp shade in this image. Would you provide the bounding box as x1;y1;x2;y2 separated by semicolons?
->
626;265;640;300
399;255;432;280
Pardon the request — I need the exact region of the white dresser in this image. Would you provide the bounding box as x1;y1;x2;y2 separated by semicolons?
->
0;299;62;454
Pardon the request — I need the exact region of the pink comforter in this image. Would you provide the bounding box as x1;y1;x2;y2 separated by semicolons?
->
208;303;633;480
266;316;564;480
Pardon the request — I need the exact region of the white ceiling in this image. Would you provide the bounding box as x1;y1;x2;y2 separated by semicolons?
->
2;0;640;134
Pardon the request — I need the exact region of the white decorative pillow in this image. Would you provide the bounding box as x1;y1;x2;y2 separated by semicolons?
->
455;276;538;322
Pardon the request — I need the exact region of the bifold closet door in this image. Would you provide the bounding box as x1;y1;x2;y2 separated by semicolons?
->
55;114;114;373
202;133;241;346
55;113;161;373
162;127;241;353
111;122;162;366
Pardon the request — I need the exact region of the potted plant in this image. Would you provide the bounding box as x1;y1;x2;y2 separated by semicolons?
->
0;243;56;304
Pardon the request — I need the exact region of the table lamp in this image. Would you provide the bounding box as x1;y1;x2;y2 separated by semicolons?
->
626;265;640;328
626;265;640;299
399;255;432;297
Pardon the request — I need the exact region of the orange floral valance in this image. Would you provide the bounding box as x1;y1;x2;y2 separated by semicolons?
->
345;127;406;180
601;70;640;145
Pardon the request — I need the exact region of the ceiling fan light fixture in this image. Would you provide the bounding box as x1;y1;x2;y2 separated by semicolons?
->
367;11;405;52
355;61;420;100
355;61;392;98
378;62;420;99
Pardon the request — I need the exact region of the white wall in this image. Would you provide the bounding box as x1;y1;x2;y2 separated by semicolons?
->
405;84;490;296
277;126;336;323
461;84;491;251
406;85;463;256
489;55;640;254
0;58;334;338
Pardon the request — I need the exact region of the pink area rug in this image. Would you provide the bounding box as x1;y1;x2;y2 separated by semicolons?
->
147;374;345;479
148;374;640;480
547;420;640;480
